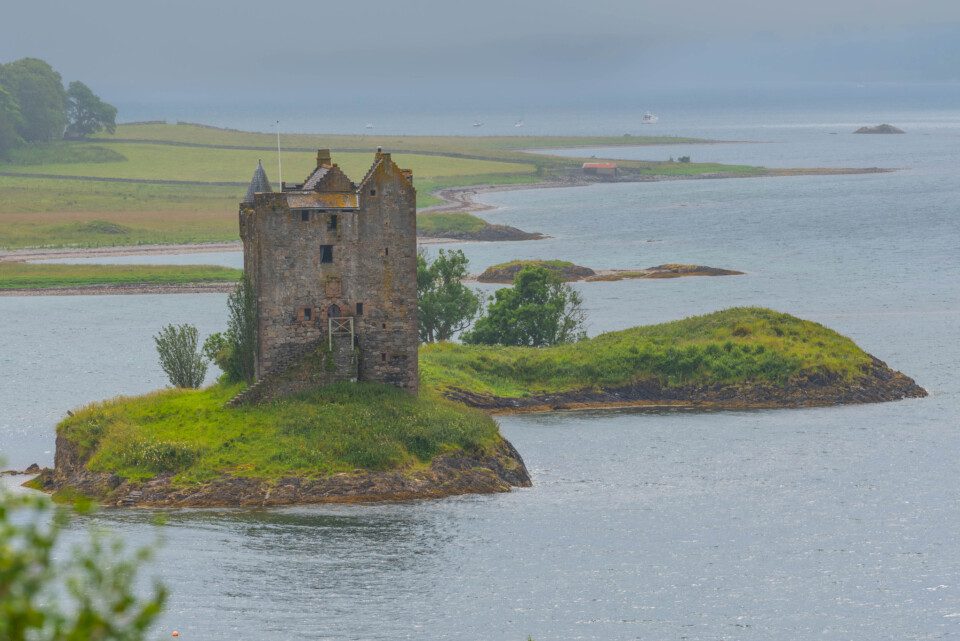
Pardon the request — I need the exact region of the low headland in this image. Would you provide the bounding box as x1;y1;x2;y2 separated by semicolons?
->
476;260;743;283
0;122;892;251
0;262;241;296
33;307;925;507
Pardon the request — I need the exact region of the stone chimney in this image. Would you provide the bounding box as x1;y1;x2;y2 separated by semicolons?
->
316;149;332;167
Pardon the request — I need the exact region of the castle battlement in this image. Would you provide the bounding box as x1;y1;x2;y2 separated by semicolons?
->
238;149;418;395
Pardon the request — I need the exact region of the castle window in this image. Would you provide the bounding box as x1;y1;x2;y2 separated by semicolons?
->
370;189;376;196
302;307;312;321
384;247;389;257
356;302;364;315
381;353;387;362
320;245;333;263
301;211;309;222
328;214;338;231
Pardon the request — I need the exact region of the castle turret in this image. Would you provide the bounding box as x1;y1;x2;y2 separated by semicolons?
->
243;160;272;204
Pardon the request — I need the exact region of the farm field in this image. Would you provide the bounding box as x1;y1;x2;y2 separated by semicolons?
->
0;122;764;250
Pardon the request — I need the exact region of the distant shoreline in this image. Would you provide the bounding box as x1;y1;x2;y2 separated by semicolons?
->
0;165;894;269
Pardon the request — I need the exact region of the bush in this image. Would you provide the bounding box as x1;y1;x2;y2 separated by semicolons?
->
0;488;166;640
417;249;481;342
463;266;586;347
203;276;256;383
154;323;207;388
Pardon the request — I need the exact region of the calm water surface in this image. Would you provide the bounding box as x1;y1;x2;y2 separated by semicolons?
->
1;107;959;639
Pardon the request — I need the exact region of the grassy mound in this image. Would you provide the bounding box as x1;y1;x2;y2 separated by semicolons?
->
57;383;501;484
420;307;873;398
478;259;595;283
0;263;242;290
417;212;488;235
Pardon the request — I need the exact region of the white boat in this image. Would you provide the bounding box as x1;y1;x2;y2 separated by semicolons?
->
641;112;658;124
364;123;374;129
514;119;524;128
472;121;484;128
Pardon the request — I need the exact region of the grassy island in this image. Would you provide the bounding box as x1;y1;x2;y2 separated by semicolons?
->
37;308;924;506
59;383;499;482
420;308;926;409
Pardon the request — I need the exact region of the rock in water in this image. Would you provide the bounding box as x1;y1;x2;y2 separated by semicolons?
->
854;124;905;134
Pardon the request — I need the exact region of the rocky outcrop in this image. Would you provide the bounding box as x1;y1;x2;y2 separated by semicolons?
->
478;261;596;283
444;356;927;413
587;264;744;281
854;124;905;134
419;223;545;242
33;437;531;508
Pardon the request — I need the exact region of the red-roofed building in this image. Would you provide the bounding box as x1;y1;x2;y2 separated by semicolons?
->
582;162;618;177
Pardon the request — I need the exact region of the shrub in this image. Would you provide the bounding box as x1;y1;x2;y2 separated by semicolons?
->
154;323;207;388
417;249;480;342
203;276;256;383
463;266;586;347
0;488;166;640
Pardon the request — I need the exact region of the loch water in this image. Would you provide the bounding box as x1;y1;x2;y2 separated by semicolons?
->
1;104;959;640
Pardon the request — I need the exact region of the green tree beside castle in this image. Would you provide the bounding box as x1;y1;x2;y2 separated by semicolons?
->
463;266;586;347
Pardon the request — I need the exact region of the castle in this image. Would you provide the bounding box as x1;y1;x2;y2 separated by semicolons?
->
237;149;418;400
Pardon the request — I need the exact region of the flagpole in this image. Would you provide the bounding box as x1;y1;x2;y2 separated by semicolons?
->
276;120;283;187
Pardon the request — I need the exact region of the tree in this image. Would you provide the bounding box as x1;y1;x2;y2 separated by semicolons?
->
0;489;166;641
154;323;208;388
203;277;256;383
417;249;481;342
0;82;23;157
0;58;67;142
462;265;586;347
65;81;117;138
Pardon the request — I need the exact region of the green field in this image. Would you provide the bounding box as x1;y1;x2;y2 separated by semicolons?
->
0;122;760;249
420;307;872;398
57;382;500;484
0;262;242;290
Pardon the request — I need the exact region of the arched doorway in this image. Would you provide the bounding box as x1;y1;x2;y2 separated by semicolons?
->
327;303;341;318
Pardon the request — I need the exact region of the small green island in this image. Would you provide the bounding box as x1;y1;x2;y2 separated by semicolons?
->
476;259;744;283
34;308;926;507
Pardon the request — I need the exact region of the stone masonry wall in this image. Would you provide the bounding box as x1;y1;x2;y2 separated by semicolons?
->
239;151;418;396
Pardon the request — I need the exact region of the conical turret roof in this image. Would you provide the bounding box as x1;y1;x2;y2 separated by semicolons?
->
243;160;272;204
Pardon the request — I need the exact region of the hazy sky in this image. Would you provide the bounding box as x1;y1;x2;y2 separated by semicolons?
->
2;0;958;107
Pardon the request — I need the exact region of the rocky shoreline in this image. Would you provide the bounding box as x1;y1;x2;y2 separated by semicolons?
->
32;436;531;508
419;222;546;242
444;356;927;413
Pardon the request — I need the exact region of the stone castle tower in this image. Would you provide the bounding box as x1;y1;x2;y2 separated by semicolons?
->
238;149;418;397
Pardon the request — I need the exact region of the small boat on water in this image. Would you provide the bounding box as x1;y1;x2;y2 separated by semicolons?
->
473;121;484;128
364;123;374;129
641;112;658;124
514;119;524;128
